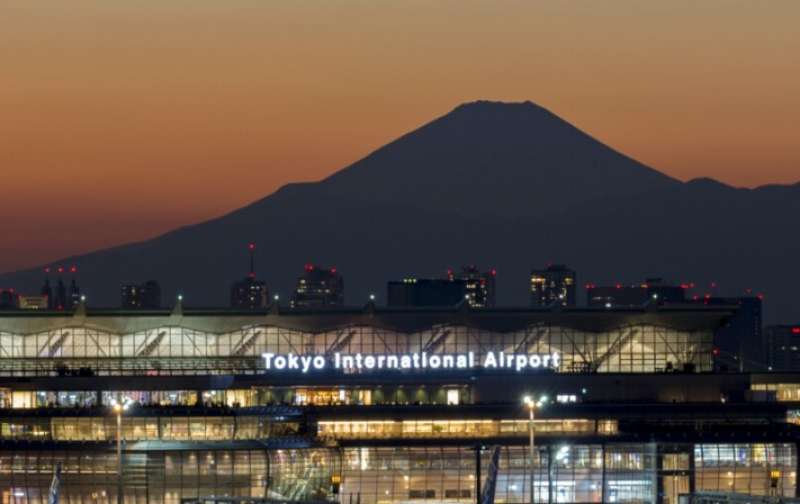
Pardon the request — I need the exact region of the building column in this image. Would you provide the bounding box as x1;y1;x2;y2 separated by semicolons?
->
475;445;481;504
656;445;664;504
688;445;696;495
547;445;554;504
794;442;800;498
600;443;606;504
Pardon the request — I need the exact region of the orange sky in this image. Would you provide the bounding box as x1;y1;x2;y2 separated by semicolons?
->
2;1;799;273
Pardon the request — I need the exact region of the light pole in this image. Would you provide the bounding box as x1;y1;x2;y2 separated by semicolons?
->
523;395;547;504
111;397;131;504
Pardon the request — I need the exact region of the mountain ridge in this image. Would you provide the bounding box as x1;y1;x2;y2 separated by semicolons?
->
1;100;798;322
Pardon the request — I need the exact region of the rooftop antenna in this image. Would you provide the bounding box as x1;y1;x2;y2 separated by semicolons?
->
248;243;256;278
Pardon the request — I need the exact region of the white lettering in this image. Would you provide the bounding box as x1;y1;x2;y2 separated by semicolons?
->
515;355;527;371
442;355;454;368
261;350;561;373
342;355;354;369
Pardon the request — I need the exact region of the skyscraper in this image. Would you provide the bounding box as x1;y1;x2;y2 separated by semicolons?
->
230;243;269;310
290;264;343;308
530;264;576;307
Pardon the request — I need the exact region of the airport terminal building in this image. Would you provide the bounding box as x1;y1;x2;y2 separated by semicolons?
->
1;303;800;504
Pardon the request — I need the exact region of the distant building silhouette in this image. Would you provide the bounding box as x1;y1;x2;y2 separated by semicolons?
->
230;243;268;310
17;295;49;310
41;270;53;309
51;266;80;311
694;296;764;372
767;324;800;371
55;276;67;310
387;278;467;308
587;277;684;308
290;264;343;309
530;264;576;307
69;277;81;309
449;266;496;308
0;289;18;309
122;280;162;309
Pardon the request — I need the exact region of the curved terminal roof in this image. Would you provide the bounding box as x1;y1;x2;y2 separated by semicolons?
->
0;304;736;335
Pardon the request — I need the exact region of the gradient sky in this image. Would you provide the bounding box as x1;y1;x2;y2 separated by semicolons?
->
2;1;799;273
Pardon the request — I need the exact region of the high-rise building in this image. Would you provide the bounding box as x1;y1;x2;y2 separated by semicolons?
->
122;280;162;309
767;324;800;371
40;271;53;309
530;264;576;307
54;275;67;310
230;243;269;310
696;296;764;371
0;289;18;309
290;264;343;308
586;277;685;308
387;278;467;308
51;266;81;311
449;266;496;308
69;277;81;308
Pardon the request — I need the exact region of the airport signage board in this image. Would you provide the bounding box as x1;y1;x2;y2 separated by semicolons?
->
262;351;560;373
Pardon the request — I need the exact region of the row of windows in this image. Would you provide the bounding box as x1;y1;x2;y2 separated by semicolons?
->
318;419;617;439
752;383;800;402
0;386;470;410
0;417;615;442
0;417;299;442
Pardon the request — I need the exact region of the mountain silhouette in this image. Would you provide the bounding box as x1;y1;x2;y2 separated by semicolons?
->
1;100;798;323
322;100;678;218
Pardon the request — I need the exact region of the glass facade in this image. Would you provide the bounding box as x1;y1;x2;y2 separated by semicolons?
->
0;310;791;504
0;323;713;376
0;444;791;504
319;419;617;440
751;383;800;402
0;416;299;442
694;444;796;496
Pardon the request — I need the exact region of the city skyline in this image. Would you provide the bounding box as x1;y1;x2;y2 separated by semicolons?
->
3;1;800;272
1;99;798;323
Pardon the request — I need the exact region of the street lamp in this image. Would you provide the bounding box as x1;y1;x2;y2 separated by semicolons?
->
523;395;548;504
110;397;132;504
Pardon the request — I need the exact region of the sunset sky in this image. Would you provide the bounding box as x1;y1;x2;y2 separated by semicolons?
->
2;1;799;273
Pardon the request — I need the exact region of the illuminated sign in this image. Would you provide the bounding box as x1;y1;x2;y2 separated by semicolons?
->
262;351;559;373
